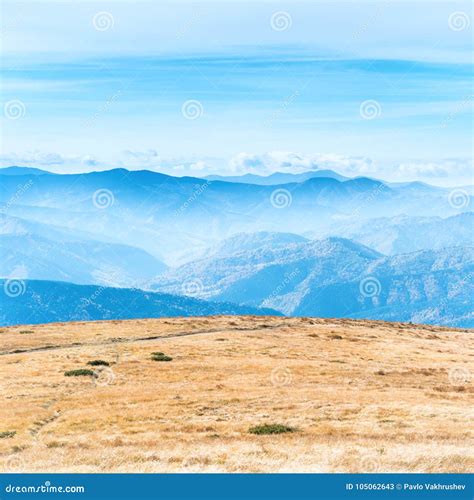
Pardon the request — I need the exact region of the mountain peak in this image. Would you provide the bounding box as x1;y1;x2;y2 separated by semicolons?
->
0;166;52;176
310;236;384;259
207;231;309;257
205;169;349;185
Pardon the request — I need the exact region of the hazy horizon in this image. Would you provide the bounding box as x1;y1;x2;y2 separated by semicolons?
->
1;161;473;189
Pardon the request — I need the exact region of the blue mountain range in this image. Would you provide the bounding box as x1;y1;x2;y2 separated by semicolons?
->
0;166;472;327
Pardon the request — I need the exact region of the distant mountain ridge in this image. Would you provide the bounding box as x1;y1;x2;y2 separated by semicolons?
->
205;169;349;185
153;233;474;327
1;166;471;328
0;166;465;266
318;212;474;255
0;166;52;176
0;214;167;287
0;279;281;326
153;235;384;301
203;231;309;258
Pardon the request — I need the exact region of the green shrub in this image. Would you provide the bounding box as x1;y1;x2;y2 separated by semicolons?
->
19;330;34;334
151;352;173;362
0;431;16;439
64;369;94;377
248;423;296;435
87;360;110;366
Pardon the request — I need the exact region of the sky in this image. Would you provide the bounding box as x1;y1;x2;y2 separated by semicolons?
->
1;0;473;185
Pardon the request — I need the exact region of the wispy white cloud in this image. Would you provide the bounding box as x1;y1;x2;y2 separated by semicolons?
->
3;1;471;63
229;151;375;176
120;151;215;174
0;151;99;170
395;159;473;180
121;149;161;167
228;151;473;186
0;149;219;176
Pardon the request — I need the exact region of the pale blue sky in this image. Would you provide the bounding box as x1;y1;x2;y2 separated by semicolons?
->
1;1;472;184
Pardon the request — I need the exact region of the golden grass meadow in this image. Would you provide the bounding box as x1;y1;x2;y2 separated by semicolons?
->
0;316;472;473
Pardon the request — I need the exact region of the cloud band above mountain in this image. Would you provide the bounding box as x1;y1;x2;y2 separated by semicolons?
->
1;150;472;187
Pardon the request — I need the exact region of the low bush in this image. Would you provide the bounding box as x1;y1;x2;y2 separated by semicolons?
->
87;360;110;366
64;369;94;377
0;431;16;439
151;352;173;362
248;423;296;435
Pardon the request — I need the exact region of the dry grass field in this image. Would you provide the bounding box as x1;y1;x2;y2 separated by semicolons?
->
0;316;472;472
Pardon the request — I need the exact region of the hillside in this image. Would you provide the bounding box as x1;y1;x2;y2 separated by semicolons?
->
0;214;167;287
153;235;474;327
0;280;280;326
323;212;474;255
0;316;471;472
154;236;382;300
